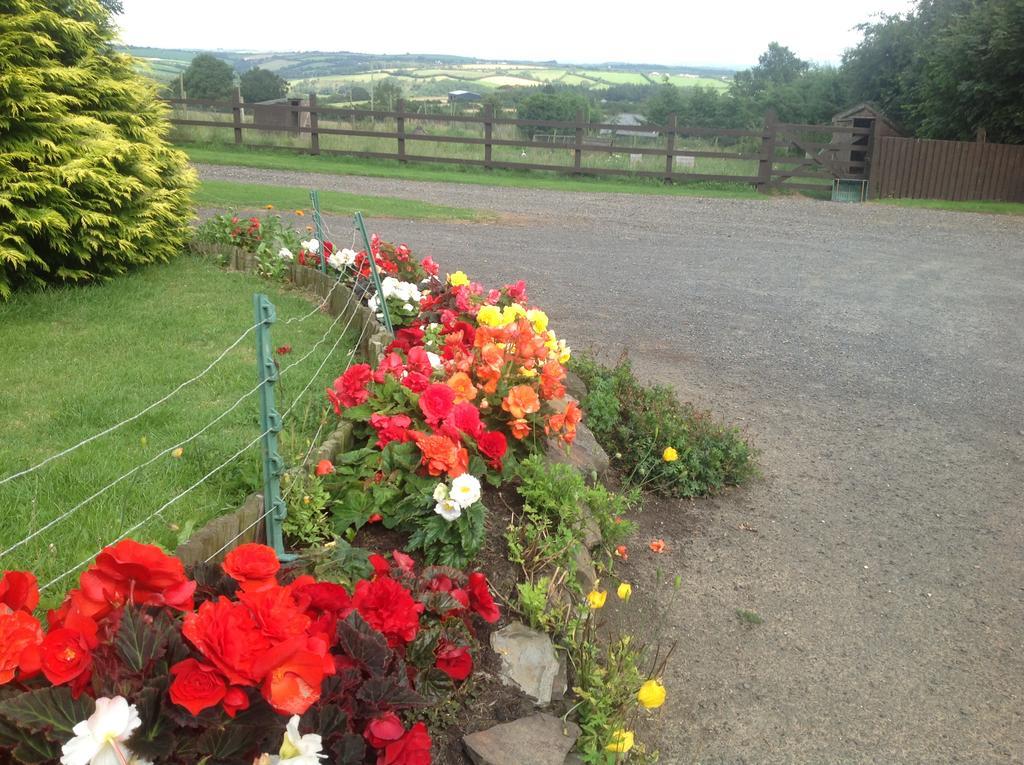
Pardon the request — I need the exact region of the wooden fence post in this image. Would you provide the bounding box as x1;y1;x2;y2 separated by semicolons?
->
664;113;677;183
308;92;320;155
232;86;243;145
396;99;406;163
483;104;494;170
757;109;777;193
573;108;584;174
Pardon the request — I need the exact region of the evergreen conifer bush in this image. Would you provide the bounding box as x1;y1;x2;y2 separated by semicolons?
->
0;0;195;298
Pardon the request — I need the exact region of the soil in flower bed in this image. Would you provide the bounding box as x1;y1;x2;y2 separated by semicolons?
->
352;482;565;764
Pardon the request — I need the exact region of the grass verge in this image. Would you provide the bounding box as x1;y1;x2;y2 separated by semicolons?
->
195;178;496;222
872;198;1024;215
0;255;358;594
182;143;763;199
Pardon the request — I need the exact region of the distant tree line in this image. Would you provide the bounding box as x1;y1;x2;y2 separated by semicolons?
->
165;0;1022;143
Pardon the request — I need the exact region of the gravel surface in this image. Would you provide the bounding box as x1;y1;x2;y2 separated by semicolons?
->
198;164;1024;763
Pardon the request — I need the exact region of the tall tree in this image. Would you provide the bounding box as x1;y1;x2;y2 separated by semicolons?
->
181;53;235;100
842;0;1024;142
239;67;288;103
0;0;195;297
913;0;1024;142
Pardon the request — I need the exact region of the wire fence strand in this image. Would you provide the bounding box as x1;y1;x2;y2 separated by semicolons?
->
40;428;270;592
0;320;262;487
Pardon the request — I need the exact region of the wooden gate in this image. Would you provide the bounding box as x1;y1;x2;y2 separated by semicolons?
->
759;111;873;193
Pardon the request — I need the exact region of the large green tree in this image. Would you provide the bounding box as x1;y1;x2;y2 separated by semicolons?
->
239;66;288;103
181;53;235;100
0;0;196;297
842;0;1024;142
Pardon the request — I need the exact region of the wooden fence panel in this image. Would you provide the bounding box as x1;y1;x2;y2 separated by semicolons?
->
873;136;1024;202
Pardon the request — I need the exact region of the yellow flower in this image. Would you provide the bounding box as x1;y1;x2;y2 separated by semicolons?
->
526;308;548;333
303;495;312;505
171;447;184;459
264;204;274;210
662;446;679;462
476;304;504;327
558;341;571;364
518;366;537;378
637;679;666;709
294;209;305;216
605;730;634;753
449;270;469;287
501;303;527;325
586;589;607;609
617;582;633;601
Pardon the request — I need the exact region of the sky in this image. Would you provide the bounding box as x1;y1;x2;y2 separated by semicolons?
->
114;0;917;69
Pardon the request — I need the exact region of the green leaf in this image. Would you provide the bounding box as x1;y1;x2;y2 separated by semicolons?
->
336;612;391;675
414;667;456;703
0;686;93;737
115;606;174;673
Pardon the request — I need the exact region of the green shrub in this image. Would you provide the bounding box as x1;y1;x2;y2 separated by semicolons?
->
0;0;196;298
572;354;756;496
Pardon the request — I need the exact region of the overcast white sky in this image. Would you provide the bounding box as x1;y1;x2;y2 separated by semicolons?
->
114;0;917;69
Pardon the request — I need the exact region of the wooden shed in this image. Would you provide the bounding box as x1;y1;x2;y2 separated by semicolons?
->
831;103;901;176
252;97;309;134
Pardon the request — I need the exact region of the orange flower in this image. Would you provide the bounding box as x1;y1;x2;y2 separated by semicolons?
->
415;433;469;478
649;539;667;553
294;209;305;216
540;361;566;400
546;400;582;444
614;545;628;560
446;372;478;404
509;418;531;440
502;385;540;420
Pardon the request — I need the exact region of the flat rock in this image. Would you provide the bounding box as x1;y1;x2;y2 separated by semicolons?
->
491;622;562;705
546;420;610;483
464;713;580;765
581;515;602;550
563;368;588;401
573;545;598;591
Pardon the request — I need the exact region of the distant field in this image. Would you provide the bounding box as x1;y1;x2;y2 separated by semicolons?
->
291;65;731;96
121;45;736;95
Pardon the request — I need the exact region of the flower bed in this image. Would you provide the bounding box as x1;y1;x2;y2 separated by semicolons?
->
7;217;692;764
0;541;497;764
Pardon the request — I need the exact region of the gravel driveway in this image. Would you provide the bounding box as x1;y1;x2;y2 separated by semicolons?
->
199;165;1024;763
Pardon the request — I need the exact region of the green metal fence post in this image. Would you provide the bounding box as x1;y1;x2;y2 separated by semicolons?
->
310;190;327;273
354;212;394;334
253;293;291;560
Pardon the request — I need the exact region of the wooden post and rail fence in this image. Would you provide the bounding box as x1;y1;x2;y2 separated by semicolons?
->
167;89;1024;202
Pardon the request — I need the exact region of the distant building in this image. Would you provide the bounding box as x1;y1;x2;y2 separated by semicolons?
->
599;113;659;139
252;97;309;133
831;103;902;175
447;90;481;104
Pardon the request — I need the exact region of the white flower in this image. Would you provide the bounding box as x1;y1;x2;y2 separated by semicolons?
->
61;696;143;765
434;498;462;521
367;295;379;312
426;351;442;370
278;715;326;764
328;246;357;271
301;238;320;253
432;483;449;502
449;474;481;509
403;303;413;311
277;247;294;261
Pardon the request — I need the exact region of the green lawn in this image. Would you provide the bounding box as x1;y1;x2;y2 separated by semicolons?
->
183;144;763;199
196;179;495;221
0;255;358;595
872;198;1024;215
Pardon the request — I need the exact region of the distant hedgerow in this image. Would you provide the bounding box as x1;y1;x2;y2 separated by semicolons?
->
0;0;196;298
